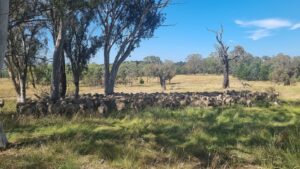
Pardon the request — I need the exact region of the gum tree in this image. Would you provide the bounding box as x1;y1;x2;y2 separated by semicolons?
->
64;7;102;97
46;0;90;100
5;0;47;103
95;0;168;95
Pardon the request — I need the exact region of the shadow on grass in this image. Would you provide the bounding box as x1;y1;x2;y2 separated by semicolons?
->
1;104;300;168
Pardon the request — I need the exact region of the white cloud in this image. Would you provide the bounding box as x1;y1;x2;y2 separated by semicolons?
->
291;23;300;30
235;18;300;40
248;29;271;40
235;19;292;29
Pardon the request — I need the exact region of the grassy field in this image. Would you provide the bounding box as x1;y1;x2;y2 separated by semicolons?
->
2;74;300;101
1;75;300;169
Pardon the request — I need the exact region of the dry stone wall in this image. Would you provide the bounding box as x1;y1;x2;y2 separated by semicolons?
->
16;90;279;116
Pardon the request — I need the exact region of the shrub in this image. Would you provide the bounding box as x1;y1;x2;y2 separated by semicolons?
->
139;78;144;84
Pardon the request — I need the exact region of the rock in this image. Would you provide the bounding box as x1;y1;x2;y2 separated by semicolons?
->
246;100;252;107
223;95;233;106
98;103;108;116
36;101;47;116
273;101;280;106
115;99;127;111
0;99;4;108
63;103;79;116
179;97;190;107
18;102;36;115
48;101;62;114
16;91;279;115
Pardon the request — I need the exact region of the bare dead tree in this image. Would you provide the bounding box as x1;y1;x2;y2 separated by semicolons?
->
209;26;246;89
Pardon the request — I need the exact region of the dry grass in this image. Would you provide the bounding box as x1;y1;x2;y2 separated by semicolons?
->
1;74;300;101
78;74;300;100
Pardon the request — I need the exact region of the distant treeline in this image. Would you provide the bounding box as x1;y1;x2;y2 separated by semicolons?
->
178;53;300;85
1;53;299;87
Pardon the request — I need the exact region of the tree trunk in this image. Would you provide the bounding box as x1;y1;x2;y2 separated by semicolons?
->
51;19;65;101
159;76;166;91
223;60;229;89
105;80;114;95
60;53;67;98
29;65;36;88
104;45;113;95
0;123;8;149
0;0;9;70
105;67;118;95
73;71;80;98
17;74;26;103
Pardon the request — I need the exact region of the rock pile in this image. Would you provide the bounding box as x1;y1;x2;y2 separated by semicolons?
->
16;90;279;116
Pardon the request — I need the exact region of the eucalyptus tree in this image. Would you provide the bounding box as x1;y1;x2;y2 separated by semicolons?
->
6;22;46;103
186;54;203;74
117;61;141;85
64;7;102;97
269;54;299;85
5;0;47;103
0;0;46;148
157;60;176;90
143;56;175;90
46;0;89;100
209;26;246;88
203;52;223;74
143;56;162;82
94;0;169;95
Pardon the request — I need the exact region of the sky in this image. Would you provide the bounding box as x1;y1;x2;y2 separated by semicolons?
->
90;0;300;63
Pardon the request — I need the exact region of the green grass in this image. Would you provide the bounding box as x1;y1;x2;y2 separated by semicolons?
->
1;103;300;169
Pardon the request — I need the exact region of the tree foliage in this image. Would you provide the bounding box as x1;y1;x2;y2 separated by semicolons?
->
64;6;102;97
185;54;203;74
95;0;168;95
6;0;47;103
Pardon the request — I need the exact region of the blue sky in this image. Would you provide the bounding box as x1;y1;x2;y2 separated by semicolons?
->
91;0;300;63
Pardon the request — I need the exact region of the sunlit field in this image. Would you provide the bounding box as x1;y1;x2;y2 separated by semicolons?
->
1;75;300;169
1;74;300;101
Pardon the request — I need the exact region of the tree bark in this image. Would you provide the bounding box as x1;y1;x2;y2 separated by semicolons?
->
0;0;9;70
105;80;114;95
0;123;8;149
104;45;113;95
73;71;80;98
6;62;27;103
51;19;65;101
17;74;26;103
60;53;67;98
105;67;118;95
159;76;166;91
223;60;229;89
29;65;36;88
